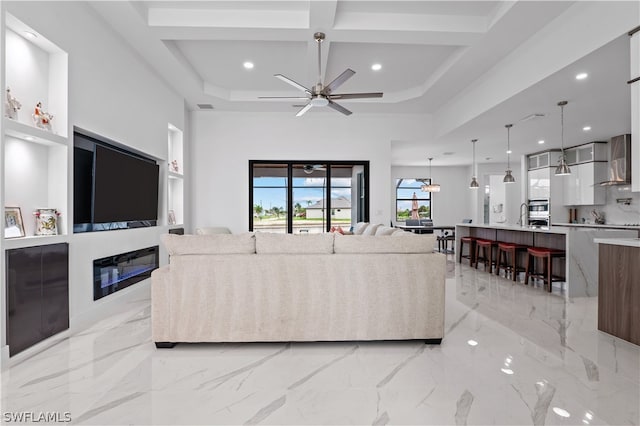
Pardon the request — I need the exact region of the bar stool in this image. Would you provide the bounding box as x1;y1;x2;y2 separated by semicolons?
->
475;239;498;272
458;236;477;266
437;230;455;253
524;247;566;292
495;242;528;281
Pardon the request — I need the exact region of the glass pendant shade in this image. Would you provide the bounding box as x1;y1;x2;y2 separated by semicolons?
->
555;100;571;176
469;139;479;189
422;157;440;192
503;124;515;184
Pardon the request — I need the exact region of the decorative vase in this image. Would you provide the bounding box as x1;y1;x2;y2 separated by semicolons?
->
35;208;58;236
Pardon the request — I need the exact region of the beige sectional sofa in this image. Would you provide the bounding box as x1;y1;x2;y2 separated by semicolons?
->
152;231;446;347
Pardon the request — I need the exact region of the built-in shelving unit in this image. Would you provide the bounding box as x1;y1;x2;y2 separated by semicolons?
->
167;123;184;225
3;14;69;245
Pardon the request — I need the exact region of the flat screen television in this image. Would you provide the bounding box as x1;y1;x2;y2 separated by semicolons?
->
92;145;159;223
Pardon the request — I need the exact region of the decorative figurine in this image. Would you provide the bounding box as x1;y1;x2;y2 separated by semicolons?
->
5;87;21;120
32;101;54;131
170;160;179;173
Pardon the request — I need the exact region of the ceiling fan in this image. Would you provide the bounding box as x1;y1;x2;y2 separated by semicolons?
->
302;164;326;174
259;32;383;116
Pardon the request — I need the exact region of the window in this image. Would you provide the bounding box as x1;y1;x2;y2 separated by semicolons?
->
250;161;369;233
396;178;431;222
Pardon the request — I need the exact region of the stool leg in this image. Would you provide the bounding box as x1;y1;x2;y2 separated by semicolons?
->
511;250;517;282
547;254;553;293
524;253;530;285
458;240;463;263
475;244;480;269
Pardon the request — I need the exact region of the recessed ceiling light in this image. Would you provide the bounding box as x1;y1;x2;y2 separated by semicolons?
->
506;149;512;154
24;31;37;39
583;126;591;131
467;339;478;346
553;407;571;418
243;61;254;70
538;140;545;144
24;136;35;141
575;72;588;80
501;368;514;375
371;63;382;71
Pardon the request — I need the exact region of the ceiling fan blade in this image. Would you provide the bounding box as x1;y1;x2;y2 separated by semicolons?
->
274;74;312;94
323;69;355;94
328;92;384;100
295;103;313;117
258;96;311;99
327;100;352;116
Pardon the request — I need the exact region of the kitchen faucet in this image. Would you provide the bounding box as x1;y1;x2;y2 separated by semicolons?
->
518;202;528;226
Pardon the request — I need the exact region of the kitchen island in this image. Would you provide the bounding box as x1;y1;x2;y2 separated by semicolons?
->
594;238;640;345
455;223;636;297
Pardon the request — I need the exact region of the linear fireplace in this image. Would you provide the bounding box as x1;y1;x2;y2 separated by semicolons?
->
93;246;159;300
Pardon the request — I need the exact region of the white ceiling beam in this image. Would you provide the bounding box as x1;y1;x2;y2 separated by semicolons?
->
148;8;308;29
334;12;487;35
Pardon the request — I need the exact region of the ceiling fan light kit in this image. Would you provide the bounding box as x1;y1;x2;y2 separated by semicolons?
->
260;32;383;116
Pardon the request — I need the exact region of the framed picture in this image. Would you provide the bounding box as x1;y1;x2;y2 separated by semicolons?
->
168;210;176;225
5;207;25;238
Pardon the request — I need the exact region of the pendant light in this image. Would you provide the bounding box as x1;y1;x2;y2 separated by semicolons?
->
421;157;441;192
469;139;479;189
555;100;571;176
503;124;516;183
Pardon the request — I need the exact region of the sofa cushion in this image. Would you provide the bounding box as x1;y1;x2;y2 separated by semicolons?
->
195;227;232;235
353;222;369;235
362;223;381;236
162;233;256;255
255;232;334;254
375;226;396;236
334;233;435;254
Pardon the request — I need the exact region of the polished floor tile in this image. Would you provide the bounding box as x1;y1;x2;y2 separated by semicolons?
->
1;259;639;425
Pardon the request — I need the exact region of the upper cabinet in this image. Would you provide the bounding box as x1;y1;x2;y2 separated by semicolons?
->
3;14;69;244
563;142;608;206
631;28;639;192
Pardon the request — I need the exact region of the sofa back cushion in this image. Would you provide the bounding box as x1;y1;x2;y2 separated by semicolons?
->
334;233;435;254
195;227;232;235
255;232;334;254
375;226;397;236
353;222;369;235
162;233;256;255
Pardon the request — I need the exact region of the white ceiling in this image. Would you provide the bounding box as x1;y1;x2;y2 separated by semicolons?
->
88;1;636;166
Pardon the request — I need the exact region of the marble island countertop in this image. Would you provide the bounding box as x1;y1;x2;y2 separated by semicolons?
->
594;238;640;248
553;223;640;230
456;223;570;234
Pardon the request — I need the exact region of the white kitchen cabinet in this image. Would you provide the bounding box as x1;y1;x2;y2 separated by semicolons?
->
528;168;550;199
563;162;607;205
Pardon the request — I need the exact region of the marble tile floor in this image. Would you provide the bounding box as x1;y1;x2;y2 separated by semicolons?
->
1;259;639;425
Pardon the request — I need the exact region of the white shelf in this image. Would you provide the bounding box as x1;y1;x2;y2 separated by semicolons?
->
3;234;69;250
3;118;67;146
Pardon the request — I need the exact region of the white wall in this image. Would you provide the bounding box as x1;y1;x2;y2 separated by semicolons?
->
190;112;430;233
2;2;184;356
390;165;471;226
473;161;523;225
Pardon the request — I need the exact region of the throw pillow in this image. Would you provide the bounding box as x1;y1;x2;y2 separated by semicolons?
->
362;223;381;236
353;222;369;235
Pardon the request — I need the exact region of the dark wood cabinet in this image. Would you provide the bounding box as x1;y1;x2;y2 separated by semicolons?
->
6;243;69;356
598;243;640;346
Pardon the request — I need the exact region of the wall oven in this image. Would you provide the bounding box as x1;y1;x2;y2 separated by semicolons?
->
528;199;549;226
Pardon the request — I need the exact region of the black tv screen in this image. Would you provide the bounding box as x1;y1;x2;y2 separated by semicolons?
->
92;145;159;223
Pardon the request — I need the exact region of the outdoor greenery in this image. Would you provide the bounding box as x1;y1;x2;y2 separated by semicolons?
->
396;205;430;220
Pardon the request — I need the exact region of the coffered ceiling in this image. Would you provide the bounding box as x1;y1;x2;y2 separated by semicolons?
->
88;1;637;165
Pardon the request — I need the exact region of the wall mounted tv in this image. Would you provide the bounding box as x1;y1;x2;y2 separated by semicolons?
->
74;128;159;232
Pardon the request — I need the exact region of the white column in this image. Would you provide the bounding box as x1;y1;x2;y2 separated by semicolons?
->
631;28;640;192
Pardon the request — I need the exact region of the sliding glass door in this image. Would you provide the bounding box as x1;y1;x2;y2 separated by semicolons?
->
250;161;369;233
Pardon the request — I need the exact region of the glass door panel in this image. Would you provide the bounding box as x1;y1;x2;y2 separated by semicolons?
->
252;163;288;233
292;164;327;233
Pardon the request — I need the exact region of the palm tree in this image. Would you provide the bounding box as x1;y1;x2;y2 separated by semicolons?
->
272;206;282;218
294;202;302;216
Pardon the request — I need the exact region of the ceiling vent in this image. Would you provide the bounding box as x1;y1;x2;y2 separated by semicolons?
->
197;103;214;110
519;113;545;122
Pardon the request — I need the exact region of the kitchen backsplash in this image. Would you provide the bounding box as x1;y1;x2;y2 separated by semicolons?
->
576;186;640;224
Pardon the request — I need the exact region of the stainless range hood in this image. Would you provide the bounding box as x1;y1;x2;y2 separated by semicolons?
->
600;134;632;186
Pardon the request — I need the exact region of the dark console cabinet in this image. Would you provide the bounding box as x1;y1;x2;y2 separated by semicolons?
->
6;243;69;356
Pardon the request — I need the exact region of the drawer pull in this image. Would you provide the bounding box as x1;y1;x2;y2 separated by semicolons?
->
628;76;640;85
